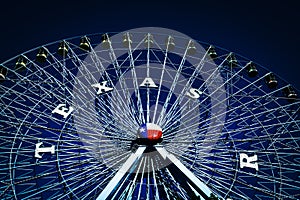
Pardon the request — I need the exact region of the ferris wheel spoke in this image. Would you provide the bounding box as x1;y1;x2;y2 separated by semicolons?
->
16;159;103;199
105;37;142;126
166;60;258;125
73;45;139;130
199;73;284;117
190;161;278;199
152;36;172;124
159;51;209;127
94;96;137;135
55;152;130;199
156;40;192;126
4;75;66;107
56;168;111;199
164;111;298;143
126;33;146;125
145;34;151;123
164;82;297;140
267;106;300;149
74;90;137;137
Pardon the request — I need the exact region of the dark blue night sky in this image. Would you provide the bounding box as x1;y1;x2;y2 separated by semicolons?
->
0;0;299;90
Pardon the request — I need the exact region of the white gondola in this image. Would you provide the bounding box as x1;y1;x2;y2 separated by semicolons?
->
102;33;111;49
79;36;91;51
122;33;132;48
207;45;217;59
0;65;7;81
165;36;175;51
36;47;48;63
57;41;68;56
265;72;278;88
245;61;258;77
15;55;27;71
187;40;196;55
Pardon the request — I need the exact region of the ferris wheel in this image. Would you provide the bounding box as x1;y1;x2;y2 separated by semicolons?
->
0;27;299;200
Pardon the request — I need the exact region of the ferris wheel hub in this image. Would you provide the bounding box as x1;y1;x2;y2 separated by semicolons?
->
138;123;163;141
